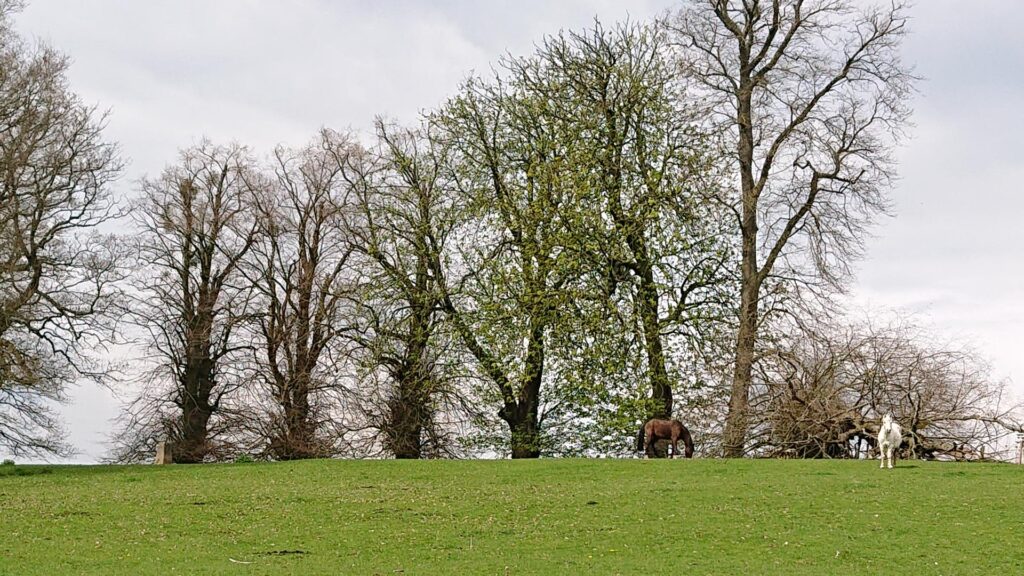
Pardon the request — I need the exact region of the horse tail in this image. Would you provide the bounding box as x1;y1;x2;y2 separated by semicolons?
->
680;424;694;458
636;420;648;453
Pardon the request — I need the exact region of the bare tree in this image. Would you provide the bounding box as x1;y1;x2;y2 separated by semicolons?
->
0;0;125;457
752;313;1020;460
669;0;916;455
243;130;357;460
125;142;259;463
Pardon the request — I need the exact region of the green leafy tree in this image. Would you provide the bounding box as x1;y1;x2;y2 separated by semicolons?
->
432;21;735;457
431;59;583;459
535;23;735;452
343;121;466;459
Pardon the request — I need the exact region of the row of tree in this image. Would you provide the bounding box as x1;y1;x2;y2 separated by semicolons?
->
110;21;740;462
3;0;1019;462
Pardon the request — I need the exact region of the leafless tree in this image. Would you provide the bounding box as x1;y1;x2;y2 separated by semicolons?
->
0;0;125;457
668;0;916;455
751;313;1020;460
122;141;259;463
242;130;358;460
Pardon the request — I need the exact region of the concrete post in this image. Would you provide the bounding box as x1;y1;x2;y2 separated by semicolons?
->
155;441;173;465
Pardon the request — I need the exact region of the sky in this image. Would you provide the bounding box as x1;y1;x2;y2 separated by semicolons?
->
7;0;1023;462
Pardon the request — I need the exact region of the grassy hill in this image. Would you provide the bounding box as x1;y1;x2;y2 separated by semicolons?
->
2;458;1022;575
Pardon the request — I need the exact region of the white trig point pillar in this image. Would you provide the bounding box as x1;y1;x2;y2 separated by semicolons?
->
154;441;173;465
1016;433;1024;465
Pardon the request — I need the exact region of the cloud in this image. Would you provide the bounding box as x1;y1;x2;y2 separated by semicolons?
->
851;2;1024;392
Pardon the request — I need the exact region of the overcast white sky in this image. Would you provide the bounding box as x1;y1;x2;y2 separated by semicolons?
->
7;1;1023;462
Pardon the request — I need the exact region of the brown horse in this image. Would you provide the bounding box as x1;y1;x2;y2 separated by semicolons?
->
637;418;694;458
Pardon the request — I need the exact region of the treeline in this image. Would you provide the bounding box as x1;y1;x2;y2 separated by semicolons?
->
108;23;737;462
2;1;1019;462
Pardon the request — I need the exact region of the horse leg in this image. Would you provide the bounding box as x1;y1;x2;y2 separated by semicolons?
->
644;431;652;459
879;443;886;468
669;436;678;459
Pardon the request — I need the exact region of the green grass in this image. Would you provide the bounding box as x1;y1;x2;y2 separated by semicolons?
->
2;459;1022;575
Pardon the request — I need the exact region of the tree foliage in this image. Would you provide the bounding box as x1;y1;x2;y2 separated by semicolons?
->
533;22;736;454
11;1;1018;463
429;21;737;457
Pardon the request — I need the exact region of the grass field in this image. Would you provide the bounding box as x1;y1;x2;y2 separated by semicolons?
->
2;458;1022;575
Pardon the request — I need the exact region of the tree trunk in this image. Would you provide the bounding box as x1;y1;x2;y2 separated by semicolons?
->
176;356;215;463
177;404;212;463
386;262;434;459
722;70;758;458
504;394;541;459
723;272;758;457
500;320;544;459
388;357;431;459
275;373;317;460
389;388;425;459
509;415;541;459
636;263;672;418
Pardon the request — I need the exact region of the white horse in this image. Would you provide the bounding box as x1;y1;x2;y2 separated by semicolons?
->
878;413;902;469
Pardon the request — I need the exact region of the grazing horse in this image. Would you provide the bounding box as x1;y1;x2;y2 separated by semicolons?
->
636;418;694;459
878;413;902;469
